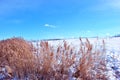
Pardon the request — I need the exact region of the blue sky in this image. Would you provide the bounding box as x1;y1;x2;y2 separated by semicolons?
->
0;0;120;40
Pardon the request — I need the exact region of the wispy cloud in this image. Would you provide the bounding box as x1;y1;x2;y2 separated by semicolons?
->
0;19;23;24
44;24;56;28
106;0;120;9
87;30;91;33
0;0;42;15
10;19;22;24
91;0;120;11
105;33;110;36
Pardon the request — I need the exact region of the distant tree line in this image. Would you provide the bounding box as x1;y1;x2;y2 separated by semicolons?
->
113;34;120;37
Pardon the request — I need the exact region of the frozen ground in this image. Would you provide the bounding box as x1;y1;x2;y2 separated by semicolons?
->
29;37;120;80
0;37;120;80
48;37;120;80
105;38;120;80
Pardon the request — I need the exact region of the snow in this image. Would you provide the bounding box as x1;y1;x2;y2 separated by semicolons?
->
104;38;120;80
34;37;120;80
1;37;120;80
48;37;120;80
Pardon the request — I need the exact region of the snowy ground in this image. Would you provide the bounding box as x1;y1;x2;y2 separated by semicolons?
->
105;38;120;80
48;37;120;80
0;37;120;80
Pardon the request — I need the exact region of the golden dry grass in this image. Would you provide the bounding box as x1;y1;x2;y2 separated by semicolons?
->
0;37;36;79
0;37;107;80
73;38;107;80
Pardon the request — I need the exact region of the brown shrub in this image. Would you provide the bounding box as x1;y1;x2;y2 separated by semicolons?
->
0;37;36;79
0;37;107;80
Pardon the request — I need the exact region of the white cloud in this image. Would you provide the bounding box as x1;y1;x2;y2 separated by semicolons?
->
106;33;110;35
0;0;42;15
44;24;56;28
87;30;91;33
100;0;120;10
10;19;22;24
108;0;120;8
91;0;120;11
105;33;112;37
1;19;22;24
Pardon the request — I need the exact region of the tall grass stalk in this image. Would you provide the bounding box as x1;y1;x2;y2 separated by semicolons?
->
0;37;107;80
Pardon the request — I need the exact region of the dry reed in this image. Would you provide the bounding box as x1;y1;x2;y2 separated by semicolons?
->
0;37;107;80
73;38;107;80
0;37;36;79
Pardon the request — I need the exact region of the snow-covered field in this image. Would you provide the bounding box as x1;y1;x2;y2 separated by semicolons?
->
32;37;120;80
0;37;120;80
105;38;120;80
48;37;120;80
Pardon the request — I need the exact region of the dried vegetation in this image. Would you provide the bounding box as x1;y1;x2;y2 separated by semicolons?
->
0;37;107;80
